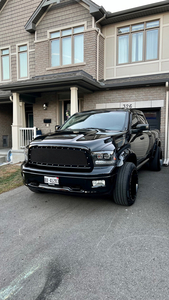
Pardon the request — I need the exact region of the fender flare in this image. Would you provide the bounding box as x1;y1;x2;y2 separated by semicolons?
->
117;147;137;167
151;138;161;158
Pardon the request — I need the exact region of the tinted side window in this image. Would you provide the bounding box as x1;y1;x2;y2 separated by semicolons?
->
132;114;139;129
137;113;148;125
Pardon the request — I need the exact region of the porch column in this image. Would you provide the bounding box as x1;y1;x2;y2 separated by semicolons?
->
70;87;78;116
20;102;26;127
12;93;21;150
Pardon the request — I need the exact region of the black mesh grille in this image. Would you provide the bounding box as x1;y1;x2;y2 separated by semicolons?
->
28;146;92;170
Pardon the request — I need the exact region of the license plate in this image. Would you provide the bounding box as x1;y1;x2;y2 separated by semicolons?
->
44;176;59;186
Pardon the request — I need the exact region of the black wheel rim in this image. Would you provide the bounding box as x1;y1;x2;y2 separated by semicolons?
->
130;169;138;201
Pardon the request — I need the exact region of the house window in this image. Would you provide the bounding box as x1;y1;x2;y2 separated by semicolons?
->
18;45;28;78
1;48;10;81
118;20;159;64
50;25;84;67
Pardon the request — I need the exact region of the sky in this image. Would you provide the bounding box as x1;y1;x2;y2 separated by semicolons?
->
94;0;165;13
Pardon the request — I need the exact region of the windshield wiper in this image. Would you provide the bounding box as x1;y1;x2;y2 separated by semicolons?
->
84;127;105;131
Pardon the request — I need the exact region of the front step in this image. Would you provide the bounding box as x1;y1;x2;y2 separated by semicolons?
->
0;156;6;164
0;149;10;165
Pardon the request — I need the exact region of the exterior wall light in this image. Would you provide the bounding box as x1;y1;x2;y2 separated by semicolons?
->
43;103;48;110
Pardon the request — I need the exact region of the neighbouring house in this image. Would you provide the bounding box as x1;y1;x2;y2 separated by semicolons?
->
0;0;169;164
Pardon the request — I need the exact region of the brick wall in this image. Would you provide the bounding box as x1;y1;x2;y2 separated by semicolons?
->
84;86;166;151
0;103;12;148
33;93;58;135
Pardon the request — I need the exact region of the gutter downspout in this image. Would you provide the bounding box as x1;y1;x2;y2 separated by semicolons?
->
96;14;106;82
96;13;106;25
164;81;169;166
97;28;101;81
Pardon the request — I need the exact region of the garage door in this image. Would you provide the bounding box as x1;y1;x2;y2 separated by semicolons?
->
142;109;161;130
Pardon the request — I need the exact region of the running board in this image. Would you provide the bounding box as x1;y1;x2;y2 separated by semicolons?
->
137;158;149;170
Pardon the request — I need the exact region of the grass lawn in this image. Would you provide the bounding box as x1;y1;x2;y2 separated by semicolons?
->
0;164;23;194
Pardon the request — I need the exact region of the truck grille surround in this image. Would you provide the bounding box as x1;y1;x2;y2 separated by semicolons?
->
28;146;93;171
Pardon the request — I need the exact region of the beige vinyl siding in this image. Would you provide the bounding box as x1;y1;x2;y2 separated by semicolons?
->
161;26;169;59
104;12;169;80
116;62;159;77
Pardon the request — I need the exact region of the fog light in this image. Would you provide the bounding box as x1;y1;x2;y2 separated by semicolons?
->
92;180;105;188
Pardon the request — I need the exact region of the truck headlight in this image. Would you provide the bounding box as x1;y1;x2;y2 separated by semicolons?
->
91;151;116;166
24;145;29;162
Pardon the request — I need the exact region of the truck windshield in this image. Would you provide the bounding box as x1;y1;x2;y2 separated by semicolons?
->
61;111;128;131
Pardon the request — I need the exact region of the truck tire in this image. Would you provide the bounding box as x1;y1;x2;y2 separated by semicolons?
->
113;162;138;206
149;146;162;171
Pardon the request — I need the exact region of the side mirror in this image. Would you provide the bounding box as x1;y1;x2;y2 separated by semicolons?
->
132;123;149;133
55;125;61;131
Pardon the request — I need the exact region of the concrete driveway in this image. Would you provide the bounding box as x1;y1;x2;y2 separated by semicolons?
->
0;166;169;300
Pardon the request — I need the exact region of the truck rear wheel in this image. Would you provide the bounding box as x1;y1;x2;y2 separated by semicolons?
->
149;146;162;171
113;162;138;206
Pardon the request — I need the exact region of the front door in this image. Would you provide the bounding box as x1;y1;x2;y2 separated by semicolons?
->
64;101;70;122
59;100;70;125
28;114;33;127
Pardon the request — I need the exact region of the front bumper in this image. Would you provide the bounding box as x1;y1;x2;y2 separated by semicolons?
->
21;164;117;195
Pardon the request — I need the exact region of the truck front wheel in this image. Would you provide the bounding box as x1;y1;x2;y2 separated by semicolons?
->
113;162;138;206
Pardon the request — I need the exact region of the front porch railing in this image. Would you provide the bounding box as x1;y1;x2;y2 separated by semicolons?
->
19;127;36;149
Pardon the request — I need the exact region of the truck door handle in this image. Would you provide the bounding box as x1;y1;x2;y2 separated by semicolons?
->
140;137;144;140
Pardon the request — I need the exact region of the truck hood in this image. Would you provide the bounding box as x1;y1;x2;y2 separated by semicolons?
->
31;129;127;151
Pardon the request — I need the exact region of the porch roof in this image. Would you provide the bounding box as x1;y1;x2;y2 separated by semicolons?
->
104;73;169;89
0;71;169;100
0;90;12;104
0;71;101;95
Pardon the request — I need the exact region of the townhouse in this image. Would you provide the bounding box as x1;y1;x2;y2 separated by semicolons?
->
0;0;169;164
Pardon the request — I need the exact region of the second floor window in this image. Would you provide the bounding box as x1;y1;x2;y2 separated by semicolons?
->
50;25;84;67
18;45;28;78
1;48;10;81
118;20;159;64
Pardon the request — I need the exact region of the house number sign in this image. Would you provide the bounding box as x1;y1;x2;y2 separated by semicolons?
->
122;103;133;109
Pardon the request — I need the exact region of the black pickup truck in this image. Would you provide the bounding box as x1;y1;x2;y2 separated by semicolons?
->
21;109;162;206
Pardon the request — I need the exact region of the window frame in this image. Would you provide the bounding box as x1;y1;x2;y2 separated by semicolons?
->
49;23;85;68
17;43;29;80
117;20;160;65
0;46;10;82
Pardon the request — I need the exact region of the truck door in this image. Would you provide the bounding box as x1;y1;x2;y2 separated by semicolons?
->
130;112;150;163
